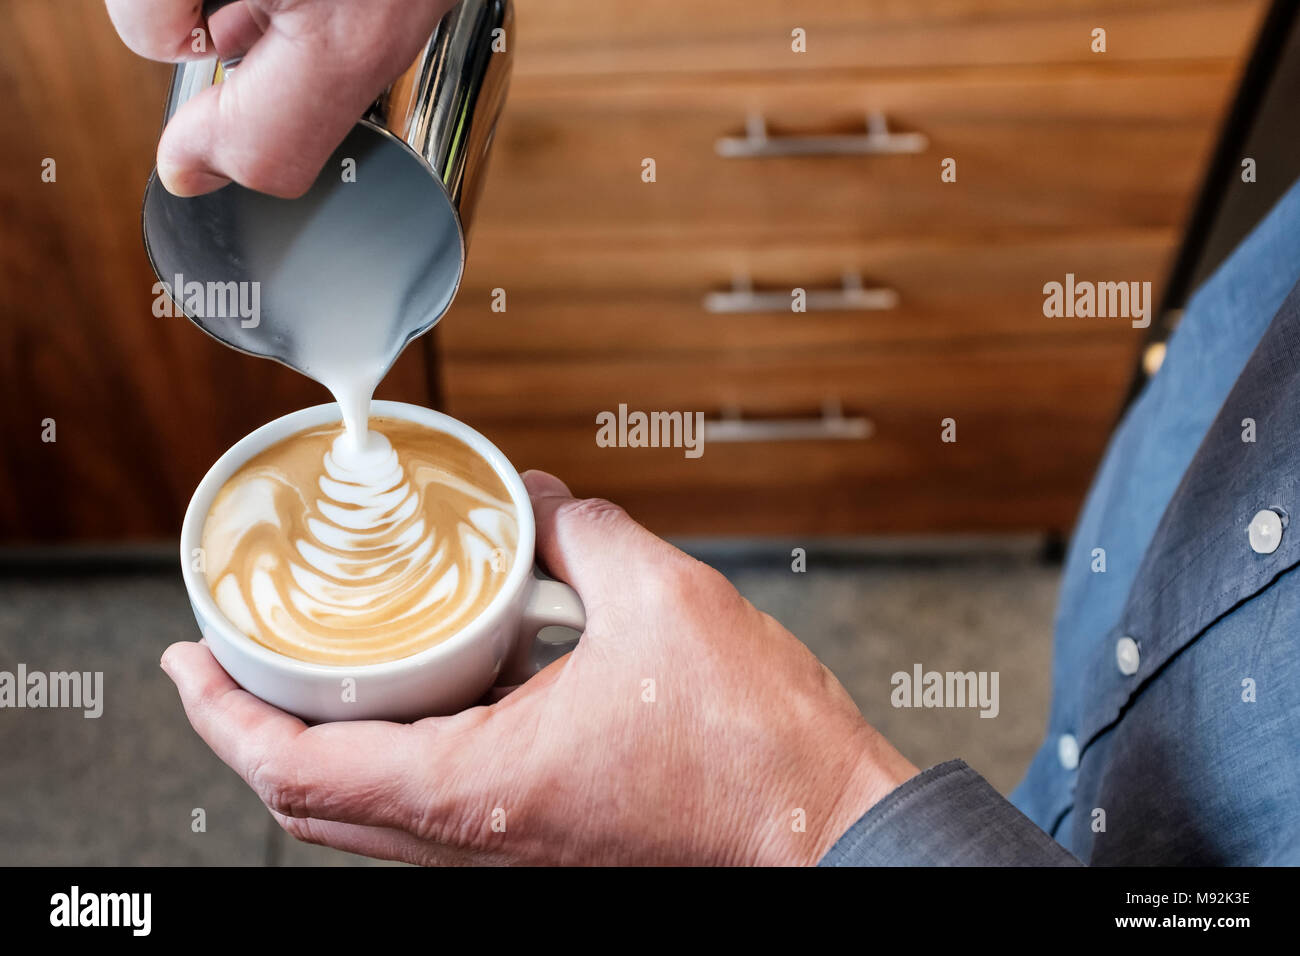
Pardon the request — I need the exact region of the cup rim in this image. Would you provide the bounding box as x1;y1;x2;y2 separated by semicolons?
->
180;401;536;677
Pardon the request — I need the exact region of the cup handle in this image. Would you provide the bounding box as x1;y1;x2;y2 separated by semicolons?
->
499;575;586;686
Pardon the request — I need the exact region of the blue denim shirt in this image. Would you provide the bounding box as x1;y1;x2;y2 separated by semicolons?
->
823;178;1300;866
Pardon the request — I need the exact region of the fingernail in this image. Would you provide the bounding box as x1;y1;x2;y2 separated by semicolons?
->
522;470;572;498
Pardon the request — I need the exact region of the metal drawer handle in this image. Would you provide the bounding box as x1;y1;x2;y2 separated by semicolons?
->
715;111;928;159
704;401;874;443
703;271;899;314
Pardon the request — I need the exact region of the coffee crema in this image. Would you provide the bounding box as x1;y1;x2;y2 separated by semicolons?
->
201;418;518;666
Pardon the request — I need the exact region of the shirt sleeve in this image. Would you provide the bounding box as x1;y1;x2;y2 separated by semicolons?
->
819;759;1082;866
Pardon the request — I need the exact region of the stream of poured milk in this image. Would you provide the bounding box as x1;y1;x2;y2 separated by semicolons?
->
219;128;464;456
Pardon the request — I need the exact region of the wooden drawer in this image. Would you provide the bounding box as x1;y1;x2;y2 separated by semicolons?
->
513;0;1264;77
440;231;1176;358
457;340;1137;535
440;230;1162;536
442;339;1139;423
473;66;1237;244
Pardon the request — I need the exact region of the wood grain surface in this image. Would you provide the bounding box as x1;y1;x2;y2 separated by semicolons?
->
0;0;1267;540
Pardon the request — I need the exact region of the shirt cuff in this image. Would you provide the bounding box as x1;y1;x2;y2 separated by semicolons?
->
819;759;1082;866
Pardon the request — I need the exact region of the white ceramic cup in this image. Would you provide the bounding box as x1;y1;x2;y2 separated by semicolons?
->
180;401;586;723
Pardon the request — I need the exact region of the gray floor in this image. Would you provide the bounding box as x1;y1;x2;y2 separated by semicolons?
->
0;542;1058;865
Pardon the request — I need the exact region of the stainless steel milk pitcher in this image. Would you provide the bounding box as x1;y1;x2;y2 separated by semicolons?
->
141;0;514;370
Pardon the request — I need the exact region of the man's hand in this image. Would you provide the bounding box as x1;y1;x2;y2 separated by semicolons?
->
105;0;458;197
161;471;918;865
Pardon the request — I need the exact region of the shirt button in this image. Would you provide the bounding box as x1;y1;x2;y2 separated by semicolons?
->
1058;733;1080;770
1248;508;1284;555
1116;636;1141;676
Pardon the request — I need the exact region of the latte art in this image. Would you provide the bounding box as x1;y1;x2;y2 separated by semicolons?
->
201;418;518;665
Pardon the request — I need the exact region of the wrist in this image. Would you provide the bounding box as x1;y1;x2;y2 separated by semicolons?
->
765;726;919;867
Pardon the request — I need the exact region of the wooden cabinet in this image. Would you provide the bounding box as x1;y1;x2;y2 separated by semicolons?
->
470;69;1238;243
0;0;1268;542
436;0;1267;536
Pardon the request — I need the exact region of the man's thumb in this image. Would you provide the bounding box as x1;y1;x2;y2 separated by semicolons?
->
523;471;684;606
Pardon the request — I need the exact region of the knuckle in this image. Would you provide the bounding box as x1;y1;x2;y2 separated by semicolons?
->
664;555;734;603
645;558;698;603
640;556;753;641
404;766;451;844
210;108;316;198
556;496;629;530
410;789;478;849
248;752;308;818
411;800;451;845
276;813;322;846
551;496;639;550
230;153;315;198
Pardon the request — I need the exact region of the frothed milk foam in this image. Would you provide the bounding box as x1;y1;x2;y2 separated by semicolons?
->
201;417;518;665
